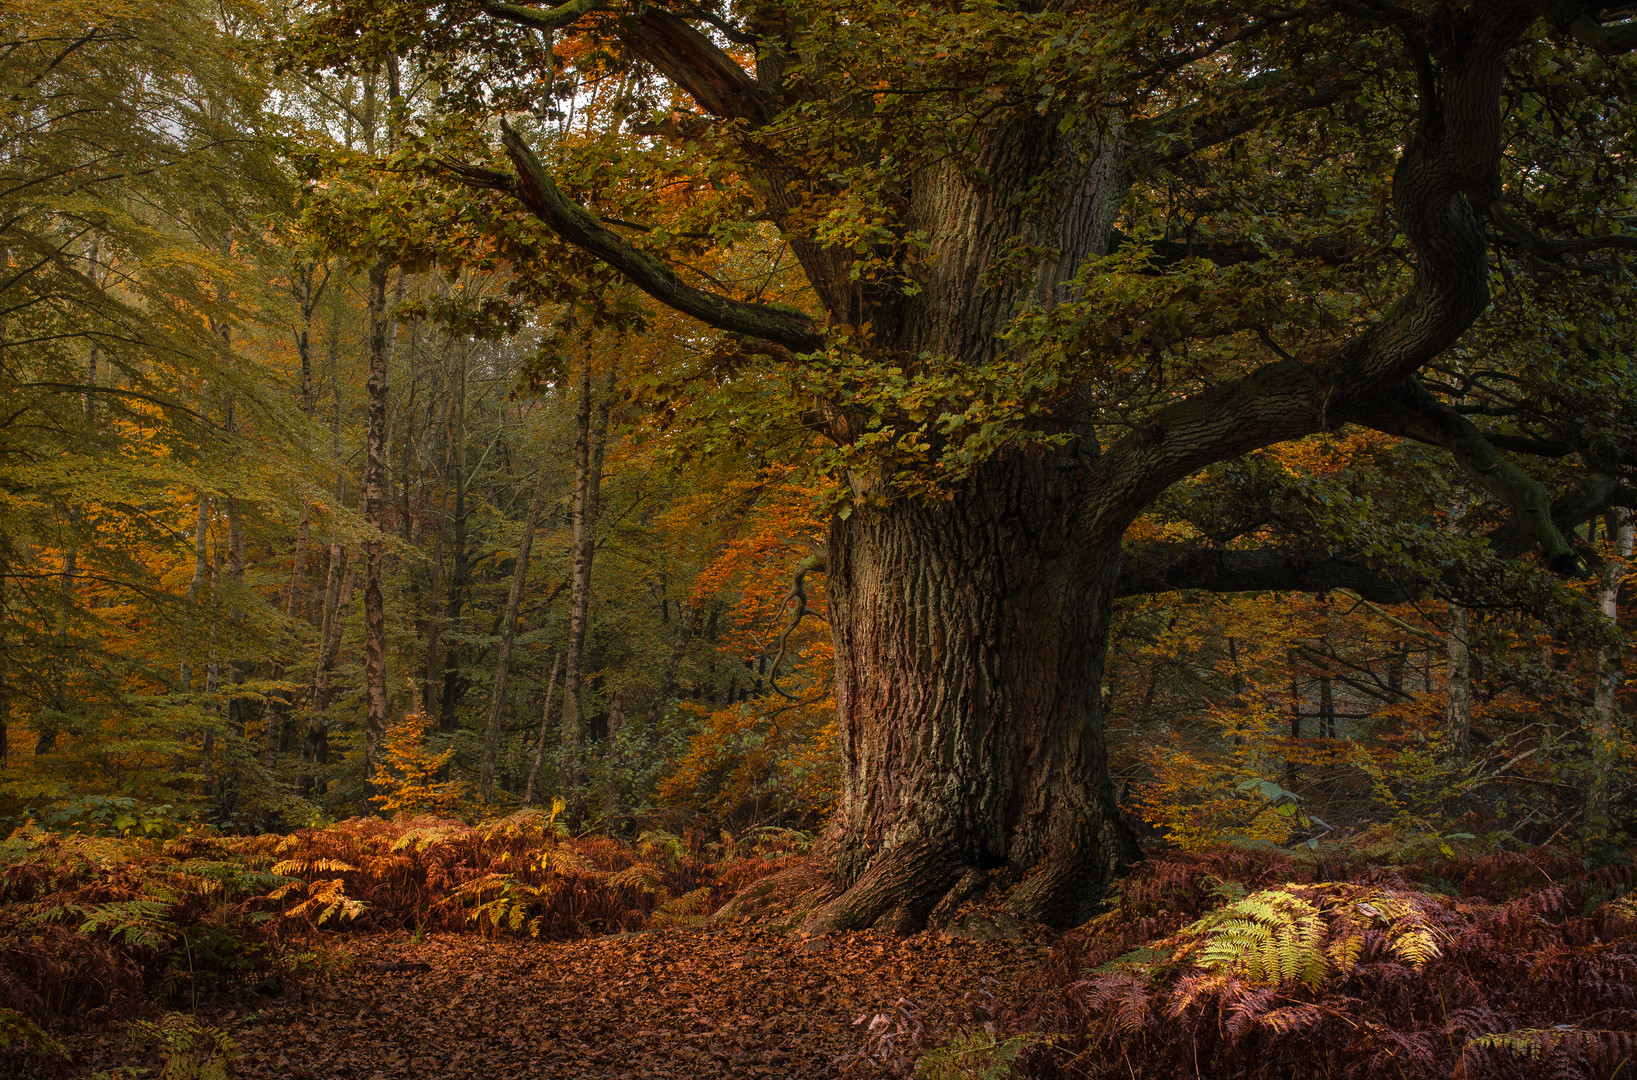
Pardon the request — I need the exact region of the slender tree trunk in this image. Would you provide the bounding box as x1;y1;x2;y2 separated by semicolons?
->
523;652;562;808
561;358;615;822
224;484;247;735
1445;602;1473;768
602;690;626;825
265;270;323;769
362;258;393;797
799;457;1136;934
480;468;551;802
0;544;8;765
359;60;403;807
180;497;211;694
1589;510;1634;828
1318;671;1335;739
647;604;697;726
304;559;358;796
439;355;470;731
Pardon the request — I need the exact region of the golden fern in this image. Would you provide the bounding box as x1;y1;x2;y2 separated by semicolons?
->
273;878;367;925
452;873;557;937
1193;890;1329;987
650;886;714;927
608;864;664;894
1185;884;1443;988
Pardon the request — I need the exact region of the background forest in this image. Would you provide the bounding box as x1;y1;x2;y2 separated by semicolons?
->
3;0;1631;864
3;0;1637;1076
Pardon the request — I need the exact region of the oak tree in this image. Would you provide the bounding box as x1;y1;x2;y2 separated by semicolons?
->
289;0;1637;931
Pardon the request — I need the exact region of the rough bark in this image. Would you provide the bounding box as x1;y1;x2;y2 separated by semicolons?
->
361;61;402;805
439;358;471;732
471;3;1543;929
0;544;9;764
362;256;392;795
1445;602;1473;768
802;457;1137;934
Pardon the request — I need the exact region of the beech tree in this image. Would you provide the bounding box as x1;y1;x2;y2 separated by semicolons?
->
288;1;1637;931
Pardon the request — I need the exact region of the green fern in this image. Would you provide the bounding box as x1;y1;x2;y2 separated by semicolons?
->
76;899;177;950
129;1013;239;1080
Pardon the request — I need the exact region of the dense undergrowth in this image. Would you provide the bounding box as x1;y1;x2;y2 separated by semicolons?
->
861;846;1637;1080
6;814;1635;1080
0;811;799;1069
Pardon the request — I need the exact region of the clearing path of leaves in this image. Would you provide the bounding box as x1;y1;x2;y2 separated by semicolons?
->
200;927;1048;1079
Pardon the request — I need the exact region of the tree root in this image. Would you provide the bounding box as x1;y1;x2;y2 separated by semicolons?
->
796;840;962;936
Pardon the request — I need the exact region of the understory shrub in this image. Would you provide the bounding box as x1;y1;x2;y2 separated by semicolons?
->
0;812;800;1040
854;848;1637;1080
1018;849;1637;1080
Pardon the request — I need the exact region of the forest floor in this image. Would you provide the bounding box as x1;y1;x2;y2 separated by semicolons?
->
68;925;1051;1079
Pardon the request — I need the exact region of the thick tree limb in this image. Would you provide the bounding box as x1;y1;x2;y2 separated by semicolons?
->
766;552;826;700
1357;379;1580;572
1129;65;1360;173
495;122;824;352
479;1;771;124
478;0;600;33
1107;228;1357;269
617;8;772;125
1115;477;1635;600
1092;7;1537;541
1113;546;1415;601
1488;204;1637;259
1560;8;1637;53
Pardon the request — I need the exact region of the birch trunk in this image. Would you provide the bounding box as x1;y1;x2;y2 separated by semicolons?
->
1589;511;1634;828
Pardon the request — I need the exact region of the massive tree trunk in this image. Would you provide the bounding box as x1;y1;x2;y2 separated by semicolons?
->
479;2;1537;932
803;457;1135;933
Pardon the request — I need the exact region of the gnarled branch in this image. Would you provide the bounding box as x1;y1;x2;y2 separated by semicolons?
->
496;122;824;352
478;0;600;33
1488;204;1637;259
1357;379;1579;572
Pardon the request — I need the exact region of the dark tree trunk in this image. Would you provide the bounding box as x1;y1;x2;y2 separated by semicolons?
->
560;357;614;823
362;257;392;795
480;467;549;802
803;457;1137;933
